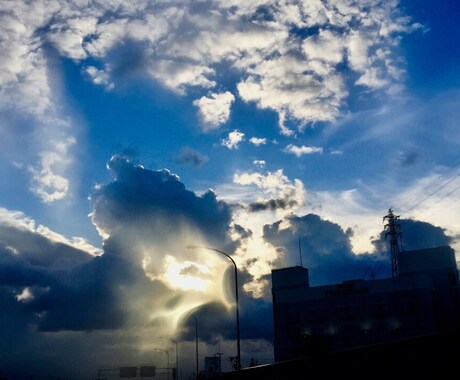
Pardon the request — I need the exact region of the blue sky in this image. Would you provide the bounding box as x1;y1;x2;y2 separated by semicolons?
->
1;0;459;378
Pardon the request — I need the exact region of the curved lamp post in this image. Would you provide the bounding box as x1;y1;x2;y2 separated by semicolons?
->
154;348;170;380
186;245;241;371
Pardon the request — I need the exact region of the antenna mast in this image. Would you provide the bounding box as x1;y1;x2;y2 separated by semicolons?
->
298;238;303;267
383;208;402;278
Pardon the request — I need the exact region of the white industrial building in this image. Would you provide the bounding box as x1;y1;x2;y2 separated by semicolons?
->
272;245;460;362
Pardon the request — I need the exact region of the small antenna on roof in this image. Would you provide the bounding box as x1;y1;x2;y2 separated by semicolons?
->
298;237;303;267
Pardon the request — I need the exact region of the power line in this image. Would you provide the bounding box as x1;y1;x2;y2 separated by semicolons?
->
438;194;460;210
415;182;460;218
401;167;460;215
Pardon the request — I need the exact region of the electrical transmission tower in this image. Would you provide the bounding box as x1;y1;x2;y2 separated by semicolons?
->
383;208;403;278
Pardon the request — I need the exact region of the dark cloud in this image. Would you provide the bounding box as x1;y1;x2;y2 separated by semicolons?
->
174;147;208;167
264;213;456;286
0;287;36;374
177;297;273;344
240;297;274;341
232;224;253;241
179;302;234;343
372;218;452;252
398;150;420;167
90;154;233;257
264;213;390;285
26;253;157;332
105;42;152;86
0;249;53;288
0;245;169;336
248;197;299;212
0;156;239;379
0;223;93;271
0;246;142;378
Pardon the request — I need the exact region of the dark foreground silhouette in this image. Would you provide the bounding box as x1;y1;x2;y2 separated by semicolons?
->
212;328;460;379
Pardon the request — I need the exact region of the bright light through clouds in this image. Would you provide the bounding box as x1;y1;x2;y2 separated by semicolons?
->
1;0;459;378
159;255;215;292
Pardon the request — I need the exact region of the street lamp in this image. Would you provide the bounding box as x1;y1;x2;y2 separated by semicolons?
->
154;348;170;380
171;339;179;380
186;245;241;370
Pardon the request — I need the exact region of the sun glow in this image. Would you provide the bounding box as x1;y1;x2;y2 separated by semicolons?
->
162;255;214;292
139;247;231;335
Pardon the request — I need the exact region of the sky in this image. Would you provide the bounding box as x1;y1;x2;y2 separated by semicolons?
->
1;0;459;378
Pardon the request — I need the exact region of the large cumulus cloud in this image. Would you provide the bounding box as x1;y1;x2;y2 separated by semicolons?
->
90;154;233;256
0;156;241;378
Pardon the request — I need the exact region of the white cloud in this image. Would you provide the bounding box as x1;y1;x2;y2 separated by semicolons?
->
16;287;34;302
233;169;306;213
0;0;420;203
221;130;245;149
284;144;323;157
237;55;348;132
84;65;114;89
0;207;36;231
0;42;52;118
347;30;371;73
1;0;417;123
216;168;308;296
302;29;344;64
253;160;266;167
234;233;280;298
0;0;418;128
148;60;216;95
193;91;235;131
168;25;288;64
0;206;102;256
28;137;76;203
356;67;390;89
0;2;83;202
249;137;267;146
81;18;129;58
48;16;99;60
35;225;102;257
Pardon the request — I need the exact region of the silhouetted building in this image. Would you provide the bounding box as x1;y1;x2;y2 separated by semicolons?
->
272;245;460;362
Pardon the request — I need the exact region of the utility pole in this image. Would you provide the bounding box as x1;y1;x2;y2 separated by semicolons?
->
193;316;199;379
171;339;178;380
383;208;402;278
